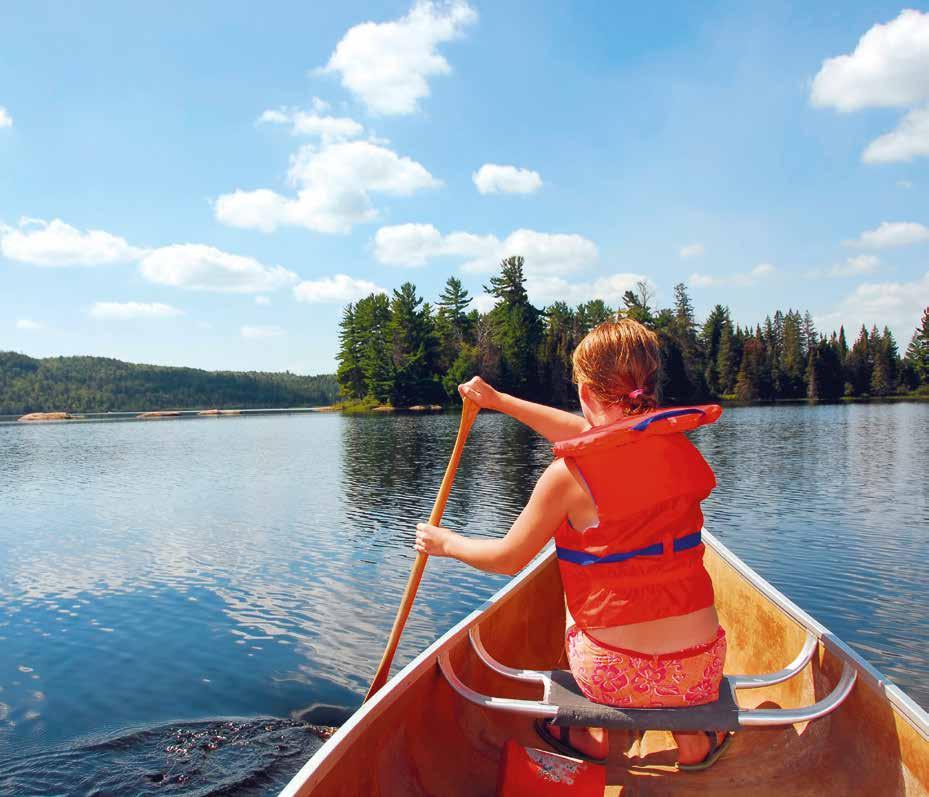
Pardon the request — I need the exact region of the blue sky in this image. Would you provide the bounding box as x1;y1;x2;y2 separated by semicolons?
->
2;1;928;374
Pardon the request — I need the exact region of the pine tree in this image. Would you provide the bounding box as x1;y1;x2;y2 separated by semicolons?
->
576;299;614;333
436;276;473;343
806;347;819;400
539;302;578;406
837;326;849;362
483;257;543;397
735;338;767;401
387;282;439;407
665;282;707;399
802;311;817;357
355;292;393;403
619;281;655;327
335;302;365;399
844;325;872;396
904;307;929;385
701;305;729;396
870;351;891;396
715;318;739;396
781;311;805;398
807;338;845;400
434;276;473;374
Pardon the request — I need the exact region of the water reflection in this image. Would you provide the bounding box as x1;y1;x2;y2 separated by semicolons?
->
0;403;927;795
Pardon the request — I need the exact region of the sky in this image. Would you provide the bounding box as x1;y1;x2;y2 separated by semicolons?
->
1;1;928;375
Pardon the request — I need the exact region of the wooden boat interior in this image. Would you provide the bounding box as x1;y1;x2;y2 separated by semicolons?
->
281;532;929;796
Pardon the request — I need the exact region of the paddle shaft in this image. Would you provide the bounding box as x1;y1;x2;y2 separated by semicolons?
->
364;399;480;702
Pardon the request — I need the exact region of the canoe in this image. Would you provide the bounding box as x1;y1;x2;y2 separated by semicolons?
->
280;530;929;796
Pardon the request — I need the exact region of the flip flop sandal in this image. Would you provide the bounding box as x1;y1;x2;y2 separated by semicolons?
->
533;719;608;765
678;731;734;771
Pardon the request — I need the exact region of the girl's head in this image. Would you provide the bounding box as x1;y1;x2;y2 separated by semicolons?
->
572;318;661;423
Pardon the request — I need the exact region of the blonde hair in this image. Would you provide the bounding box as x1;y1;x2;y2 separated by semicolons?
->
572;318;661;415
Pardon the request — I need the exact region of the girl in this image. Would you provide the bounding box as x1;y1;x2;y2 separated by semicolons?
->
415;318;730;769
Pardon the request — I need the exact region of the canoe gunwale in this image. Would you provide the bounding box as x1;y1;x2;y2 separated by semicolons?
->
703;530;929;742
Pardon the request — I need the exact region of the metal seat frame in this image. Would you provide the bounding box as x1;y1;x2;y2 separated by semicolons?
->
438;626;856;728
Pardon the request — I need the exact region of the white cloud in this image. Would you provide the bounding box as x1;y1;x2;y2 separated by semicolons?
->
255;296;272;306
810;11;929;165
862;105;929;163
846;221;929;249
472;294;497;313
831;254;880;277
525;273;654;307
689;263;776;288
679;242;705;259
808;254;881;279
0;106;12;128
241;325;285;339
810;10;929;112
215;140;440;234
827;270;929;343
89;302;183;321
257;106;364;143
293;274;386;303
472;164;542;195
0;218;143;267
16;319;42;331
320;1;477;115
139;244;298;293
213;189;287;233
373;223;598;276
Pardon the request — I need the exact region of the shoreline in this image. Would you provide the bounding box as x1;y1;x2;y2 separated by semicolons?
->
6;392;928;424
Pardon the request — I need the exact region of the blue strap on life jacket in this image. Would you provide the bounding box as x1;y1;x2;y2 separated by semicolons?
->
556;531;703;566
630;407;705;432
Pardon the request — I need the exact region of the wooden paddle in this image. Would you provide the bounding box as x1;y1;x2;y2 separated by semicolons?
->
364;398;480;702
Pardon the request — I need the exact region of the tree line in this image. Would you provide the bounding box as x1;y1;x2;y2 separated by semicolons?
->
0;352;339;415
337;256;929;408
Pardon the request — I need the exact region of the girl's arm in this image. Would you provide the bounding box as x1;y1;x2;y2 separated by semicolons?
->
458;376;588;443
415;459;573;576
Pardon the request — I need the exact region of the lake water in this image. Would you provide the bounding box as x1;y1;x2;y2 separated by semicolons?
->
0;403;927;795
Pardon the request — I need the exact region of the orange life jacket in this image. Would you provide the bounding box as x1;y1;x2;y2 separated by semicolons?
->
552;405;722;630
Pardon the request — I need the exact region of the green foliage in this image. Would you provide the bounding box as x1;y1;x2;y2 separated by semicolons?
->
355;292;393;403
336;303;366;400
904;306;929;386
0;352;338;415
334;259;915;409
388;283;441;407
483;257;543;398
443;344;479;400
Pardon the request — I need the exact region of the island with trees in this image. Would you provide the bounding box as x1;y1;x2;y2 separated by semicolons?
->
336;256;929;409
0;353;338;416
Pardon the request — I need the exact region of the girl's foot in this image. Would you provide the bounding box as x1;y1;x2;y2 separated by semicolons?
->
675;731;733;770
534;720;608;763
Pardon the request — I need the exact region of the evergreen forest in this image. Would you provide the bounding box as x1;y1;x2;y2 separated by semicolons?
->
336;256;929;408
0;352;338;415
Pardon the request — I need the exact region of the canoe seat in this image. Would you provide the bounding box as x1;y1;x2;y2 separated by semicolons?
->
546;668;740;731
437;627;857;730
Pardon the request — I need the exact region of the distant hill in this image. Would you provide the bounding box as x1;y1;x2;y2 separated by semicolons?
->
0;352;338;415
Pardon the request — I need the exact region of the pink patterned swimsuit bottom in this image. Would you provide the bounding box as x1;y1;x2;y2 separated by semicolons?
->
565;625;727;708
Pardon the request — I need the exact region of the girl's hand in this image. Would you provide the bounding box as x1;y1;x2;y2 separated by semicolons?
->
458;376;503;411
415;523;456;557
